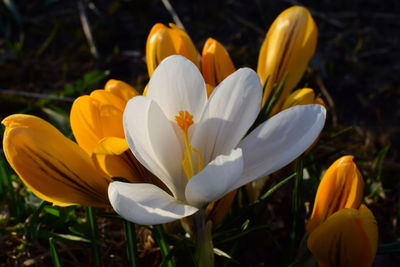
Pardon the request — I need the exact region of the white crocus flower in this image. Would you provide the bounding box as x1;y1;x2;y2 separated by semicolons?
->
108;55;326;225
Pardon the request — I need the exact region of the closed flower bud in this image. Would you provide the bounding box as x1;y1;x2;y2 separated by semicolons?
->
307;155;364;233
308;205;378;267
201;38;235;87
257;6;317;112
146;23;199;76
282;88;324;110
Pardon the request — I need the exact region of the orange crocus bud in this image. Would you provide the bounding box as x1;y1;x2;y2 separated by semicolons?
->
257;6;317;112
201;38;235;87
308;205;378;267
306;156;364;233
281;88;324;110
146;23;200;76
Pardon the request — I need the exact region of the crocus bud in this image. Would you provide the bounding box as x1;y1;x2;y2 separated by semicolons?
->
2;114;111;207
307;156;364;233
146;23;200;76
308;205;378;267
257;6;317;112
201;38;235;87
282;88;324;110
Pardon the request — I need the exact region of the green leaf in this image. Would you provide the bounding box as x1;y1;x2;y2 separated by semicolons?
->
49;237;63;267
51;232;91;243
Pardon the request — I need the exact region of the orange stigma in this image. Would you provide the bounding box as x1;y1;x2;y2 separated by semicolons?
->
175;110;203;179
175;110;193;133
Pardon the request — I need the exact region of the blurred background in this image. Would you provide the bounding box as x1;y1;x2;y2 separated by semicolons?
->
1;0;400;265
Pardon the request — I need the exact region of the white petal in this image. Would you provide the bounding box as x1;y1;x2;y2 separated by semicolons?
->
109;182;198;225
232;104;326;190
124;96;186;199
185;148;243;207
191;68;262;164
147;55;207;122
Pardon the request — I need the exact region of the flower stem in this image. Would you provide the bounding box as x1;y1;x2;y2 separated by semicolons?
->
290;157;304;261
193;209;214;267
123;220;139;267
153;225;175;267
85;207;102;267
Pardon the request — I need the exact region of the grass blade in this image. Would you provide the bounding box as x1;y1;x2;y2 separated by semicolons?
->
49;237;63;267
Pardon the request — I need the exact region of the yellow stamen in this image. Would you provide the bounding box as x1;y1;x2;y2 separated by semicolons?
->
192;148;204;173
175;110;203;179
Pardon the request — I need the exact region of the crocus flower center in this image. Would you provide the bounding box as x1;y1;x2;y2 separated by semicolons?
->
175;110;203;179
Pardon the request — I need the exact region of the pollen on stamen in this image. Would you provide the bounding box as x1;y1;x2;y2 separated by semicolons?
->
175;110;193;133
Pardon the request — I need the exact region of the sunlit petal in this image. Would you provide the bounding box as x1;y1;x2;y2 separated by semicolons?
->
201;38;236;87
146;23;200;76
185;148;243;207
124;96;185;199
70;90;125;154
146;55;207;122
233;104;326;190
281;88;316;110
257;6;317;111
307;155;364;233
104;79;139;102
2;114;110;207
191;68;262;164
109;182;198;225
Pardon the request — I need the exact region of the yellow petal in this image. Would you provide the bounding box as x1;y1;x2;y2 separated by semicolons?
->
146;23;200;77
70;89;126;154
146;23;176;76
281;88;316;110
257;6;317;112
307;156;364;233
169;23;200;68
92;143;161;185
201;38;235;87
94;137;129;155
104;79;139;102
308;205;378;267
2;114;111;207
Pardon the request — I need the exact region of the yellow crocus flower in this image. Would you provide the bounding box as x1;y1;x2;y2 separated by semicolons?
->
145;23;235;97
307;155;364;233
201;38;236;88
146;23;200;77
2;114;111;207
282;88;324;110
308;205;378;267
257;6;317;113
70;79;155;184
2;80;156;207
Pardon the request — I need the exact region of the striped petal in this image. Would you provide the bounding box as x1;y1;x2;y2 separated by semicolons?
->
308;205;378;267
201;38;236;87
306;155;364;233
2;114;111;207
